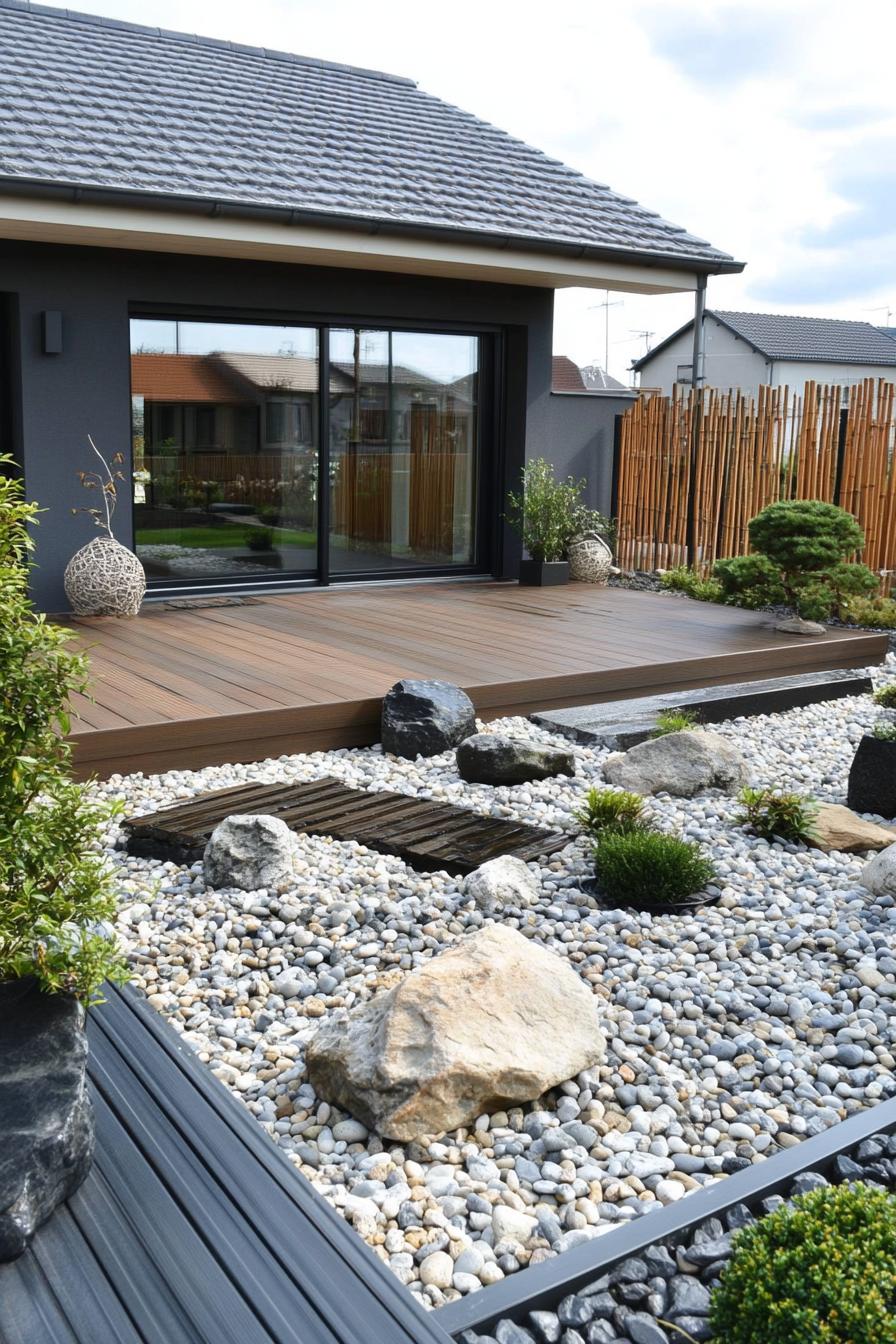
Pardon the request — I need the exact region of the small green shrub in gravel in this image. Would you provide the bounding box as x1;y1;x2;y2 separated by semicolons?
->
710;1182;896;1344
574;786;648;840
659;565;724;603
872;721;896;742
844;595;896;629
873;682;896;708
594;829;715;907
736;786;819;844
650;707;698;737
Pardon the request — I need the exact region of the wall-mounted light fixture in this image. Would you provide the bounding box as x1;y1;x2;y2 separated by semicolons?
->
41;310;63;355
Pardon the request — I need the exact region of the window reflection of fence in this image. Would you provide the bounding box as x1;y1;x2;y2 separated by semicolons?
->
331;451;471;558
140;452;317;524
616;379;896;584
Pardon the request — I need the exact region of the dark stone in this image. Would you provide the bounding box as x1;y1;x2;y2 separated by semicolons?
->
609;1255;650;1285
529;1310;562;1343
720;1154;752;1174
456;734;576;785
725;1201;756;1230
681;1234;734;1268
668;1274;711;1317
0;986;93;1262
559;1332;586;1344
626;1313;670;1344
495;1322;538;1344
381;678;476;758
847;734;896;818
642;1244;677;1280
585;1324;618;1344
857;1136;888;1163
670;1318;712;1342
791;1170;828;1197
616;1283;650;1306
833;1154;866;1182
558;1297;595;1328
586;1293;618;1320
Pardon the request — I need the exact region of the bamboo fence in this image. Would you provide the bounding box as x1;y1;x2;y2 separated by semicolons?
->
616;378;896;584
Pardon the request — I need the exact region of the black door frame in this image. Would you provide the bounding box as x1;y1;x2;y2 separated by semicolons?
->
128;304;503;594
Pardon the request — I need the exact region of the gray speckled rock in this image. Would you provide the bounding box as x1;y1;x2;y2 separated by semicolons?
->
466;855;541;912
0;986;93;1262
603;729;747;797
381;679;476;759
859;842;896;898
456;734;575;785
203;814;296;891
305;925;605;1140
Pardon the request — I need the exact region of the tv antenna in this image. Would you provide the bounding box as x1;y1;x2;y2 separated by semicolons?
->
589;292;623;374
630;328;655;355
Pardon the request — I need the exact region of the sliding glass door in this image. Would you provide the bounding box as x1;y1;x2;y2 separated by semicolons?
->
328;329;479;574
130;318;482;587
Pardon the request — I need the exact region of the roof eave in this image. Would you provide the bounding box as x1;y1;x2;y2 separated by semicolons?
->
0;173;746;278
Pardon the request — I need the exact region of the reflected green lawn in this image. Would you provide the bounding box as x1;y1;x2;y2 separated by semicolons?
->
136;525;317;549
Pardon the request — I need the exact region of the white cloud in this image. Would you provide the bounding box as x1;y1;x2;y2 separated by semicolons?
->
37;0;896;379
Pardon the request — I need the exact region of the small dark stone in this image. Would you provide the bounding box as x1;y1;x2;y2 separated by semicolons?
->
609;1255;650;1285
720;1154;752;1174
626;1313;671;1344
585;1323;618;1344
585;1292;617;1320
495;1322;538;1344
691;1218;725;1243
381;678;476;758
791;1170;828;1197
833;1154;866;1182
670;1317;712;1342
616;1283;650;1306
558;1297;595;1328
681;1234;734;1268
0;987;93;1262
560;1332;587;1344
642;1245;677;1280
857;1136;888;1163
724;1202;755;1230
528;1310;561;1343
760;1194;785;1216
847;734;896;818
668;1274;711;1317
456;733;576;785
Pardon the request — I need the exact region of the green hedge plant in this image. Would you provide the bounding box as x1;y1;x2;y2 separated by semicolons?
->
0;459;127;1002
594;829;715;907
710;1182;896;1344
505;458;613;563
736;787;819;844
659;565;724;603
574;786;648;840
714;499;878;622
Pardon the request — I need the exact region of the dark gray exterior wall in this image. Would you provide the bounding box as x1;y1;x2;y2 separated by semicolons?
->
0;238;622;609
528;389;635;517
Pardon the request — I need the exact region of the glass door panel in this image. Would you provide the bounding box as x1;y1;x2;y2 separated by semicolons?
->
130;318;319;583
328;329;479;573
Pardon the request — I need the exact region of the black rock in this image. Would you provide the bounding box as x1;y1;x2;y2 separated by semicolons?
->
558;1297;595;1328
857;1136;888;1163
627;1312;671;1344
724;1202;755;1231
833;1154;866;1182
681;1234;734;1268
559;1331;586;1344
495;1322;538;1344
616;1283;650;1306
0;986;93;1261
791;1170;828;1197
381;679;476;758
529;1310;562;1343
585;1292;617;1320
670;1317;712;1342
720;1154;752;1174
642;1244;678;1280
456;734;576;785
609;1255;650;1285
585;1323;618;1344
668;1274;711;1317
847;734;896;817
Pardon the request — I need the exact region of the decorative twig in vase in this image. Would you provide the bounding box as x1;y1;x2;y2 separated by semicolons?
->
63;436;146;617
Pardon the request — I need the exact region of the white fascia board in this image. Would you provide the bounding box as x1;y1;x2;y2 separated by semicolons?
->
0;196;701;294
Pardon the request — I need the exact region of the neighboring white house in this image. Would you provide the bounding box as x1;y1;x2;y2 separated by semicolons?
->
632;311;896;393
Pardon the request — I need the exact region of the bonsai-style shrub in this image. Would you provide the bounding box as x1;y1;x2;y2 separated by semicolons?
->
1;459;127;1002
737;786;819;844
710;1182;896;1344
844;594;896;629
714;500;878;622
594;829;715;907
574;786;648;840
505;458;612;563
650;707;698;737
659;565;724;603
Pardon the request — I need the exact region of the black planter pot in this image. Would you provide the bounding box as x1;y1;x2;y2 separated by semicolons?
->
519;559;569;587
0;975;38;1005
581;877;720;915
847;733;896;818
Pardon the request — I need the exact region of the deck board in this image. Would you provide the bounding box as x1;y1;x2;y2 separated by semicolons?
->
0;987;453;1344
63;581;888;778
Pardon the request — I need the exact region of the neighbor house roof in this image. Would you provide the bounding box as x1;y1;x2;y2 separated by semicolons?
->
0;0;741;275
130;354;245;404
633;310;896;370
551;356;588;392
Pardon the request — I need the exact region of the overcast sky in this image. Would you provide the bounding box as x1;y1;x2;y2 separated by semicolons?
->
41;0;896;380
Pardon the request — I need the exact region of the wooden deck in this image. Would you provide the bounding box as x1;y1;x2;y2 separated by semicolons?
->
65;581;889;779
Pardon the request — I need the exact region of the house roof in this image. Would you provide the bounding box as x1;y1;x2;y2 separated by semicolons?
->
579;362;628;392
551;356;588;392
0;0;741;275
130;354;245;404
633;310;896;370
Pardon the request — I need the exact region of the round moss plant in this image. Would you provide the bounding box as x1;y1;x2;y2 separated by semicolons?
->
594;829;715;907
710;1182;896;1344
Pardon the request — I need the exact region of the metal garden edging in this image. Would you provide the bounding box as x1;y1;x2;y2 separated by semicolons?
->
439;1095;896;1339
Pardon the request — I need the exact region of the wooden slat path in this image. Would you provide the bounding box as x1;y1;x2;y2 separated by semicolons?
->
0;986;454;1344
62;582;889;778
122;777;569;874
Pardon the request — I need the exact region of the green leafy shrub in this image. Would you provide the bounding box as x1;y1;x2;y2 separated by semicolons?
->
713;500;878;621
659;565;724;603
710;1182;896;1344
574;786;647;840
872;721;896;741
651;707;698;737
505;458;613;563
244;525;275;552
0;459;128;1003
873;682;896;708
594;829;715;907
737;787;819;844
847;595;896;629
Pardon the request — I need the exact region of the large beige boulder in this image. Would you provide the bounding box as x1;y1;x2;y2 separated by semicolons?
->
603;729;747;798
305;925;605;1141
810;803;896;854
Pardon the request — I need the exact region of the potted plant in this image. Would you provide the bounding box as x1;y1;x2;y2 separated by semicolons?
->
714;499;878;634
1;460;128;1260
63;436;147;616
505;458;613;586
847;682;896;817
